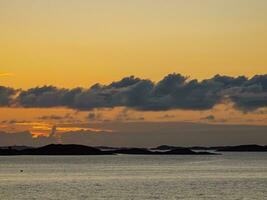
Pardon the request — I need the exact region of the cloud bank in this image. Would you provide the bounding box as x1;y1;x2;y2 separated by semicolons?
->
0;86;17;106
1;73;267;111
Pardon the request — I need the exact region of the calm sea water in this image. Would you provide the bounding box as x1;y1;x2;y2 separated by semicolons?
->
0;153;266;200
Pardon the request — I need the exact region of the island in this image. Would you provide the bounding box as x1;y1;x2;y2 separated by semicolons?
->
0;144;217;155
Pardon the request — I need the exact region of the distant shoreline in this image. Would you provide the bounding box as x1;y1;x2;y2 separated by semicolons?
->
0;144;266;156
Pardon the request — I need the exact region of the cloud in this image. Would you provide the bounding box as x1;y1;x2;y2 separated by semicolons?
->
221;75;267;111
0;131;56;146
2;121;267;147
17;86;69;108
0;86;17;106
201;115;215;121
115;109;145;121
254;109;267;115
38;115;65;120
50;125;57;137
158;114;176;119
38;113;75;121
87;112;103;122
1;73;267;112
0;73;13;77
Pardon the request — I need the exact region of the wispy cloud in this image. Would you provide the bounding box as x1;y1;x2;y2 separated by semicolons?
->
13;121;113;138
0;72;14;77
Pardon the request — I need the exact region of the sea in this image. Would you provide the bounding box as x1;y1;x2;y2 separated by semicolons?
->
0;152;266;200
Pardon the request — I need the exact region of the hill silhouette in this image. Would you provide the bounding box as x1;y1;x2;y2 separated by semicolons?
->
217;145;267;152
0;144;217;155
20;144;113;155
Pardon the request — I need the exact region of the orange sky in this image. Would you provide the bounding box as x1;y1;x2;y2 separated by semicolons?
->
1;0;267;88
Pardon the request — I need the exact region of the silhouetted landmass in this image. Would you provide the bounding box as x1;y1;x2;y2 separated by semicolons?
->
0;144;217;155
111;147;216;155
0;144;113;155
2;144;266;156
0;146;32;151
21;144;113;155
95;146;121;151
217;145;267;152
0;148;19;155
164;148;212;155
113;148;153;154
189;146;219;150
152;144;267;152
151;145;184;151
152;145;222;151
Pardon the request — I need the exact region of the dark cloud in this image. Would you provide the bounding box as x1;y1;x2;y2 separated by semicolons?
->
222;75;267;111
202;115;215;121
201;115;229;123
0;86;16;106
17;86;68;108
148;74;223;110
0;120;30;125
1;73;267;112
87;112;103;122
38;113;74;121
115;109;145;121
38;115;64;120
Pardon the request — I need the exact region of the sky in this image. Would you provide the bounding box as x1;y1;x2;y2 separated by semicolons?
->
0;0;267;146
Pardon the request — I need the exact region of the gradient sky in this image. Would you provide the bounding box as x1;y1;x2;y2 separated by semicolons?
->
1;0;267;88
0;0;267;146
